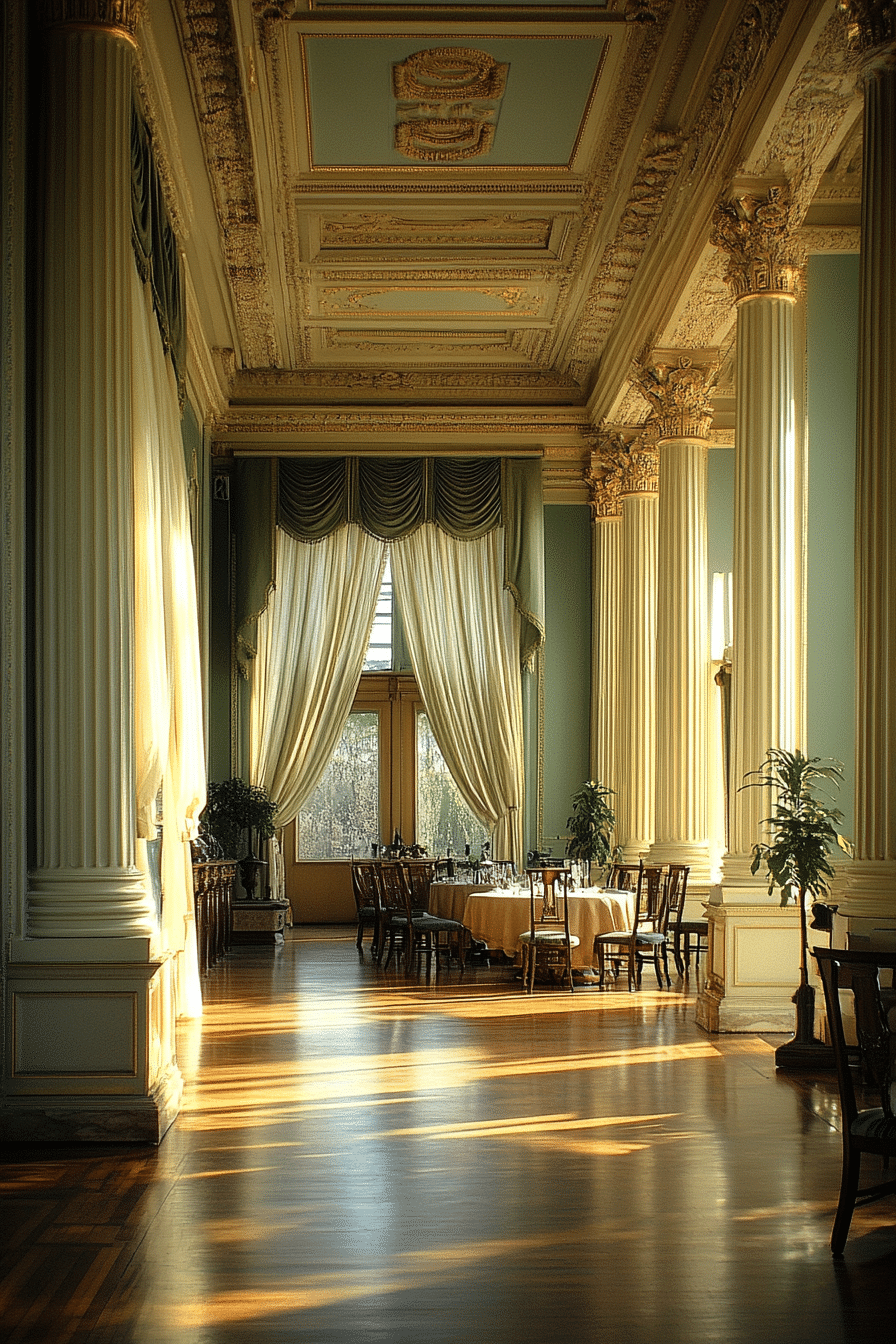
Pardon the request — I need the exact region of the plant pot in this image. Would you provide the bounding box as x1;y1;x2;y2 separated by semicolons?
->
238;853;268;900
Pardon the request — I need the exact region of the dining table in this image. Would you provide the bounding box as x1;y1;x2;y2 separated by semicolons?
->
428;881;636;971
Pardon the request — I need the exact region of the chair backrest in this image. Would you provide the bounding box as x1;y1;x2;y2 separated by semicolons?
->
378;861;412;920
665;865;690;929
402;860;434;907
526;866;571;933
608;863;641;892
352;861;381;915
641;865;666;923
814;946;896;1131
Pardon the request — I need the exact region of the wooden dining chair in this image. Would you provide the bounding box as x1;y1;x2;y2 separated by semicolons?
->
607;863;642;892
379;861;470;972
351;861;382;957
519;866;579;993
813;946;896;1255
593;862;671;990
663;864;691;975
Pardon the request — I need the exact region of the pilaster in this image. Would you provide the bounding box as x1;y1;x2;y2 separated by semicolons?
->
586;436;624;802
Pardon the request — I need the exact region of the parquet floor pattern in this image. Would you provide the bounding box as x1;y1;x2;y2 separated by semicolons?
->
1;928;894;1343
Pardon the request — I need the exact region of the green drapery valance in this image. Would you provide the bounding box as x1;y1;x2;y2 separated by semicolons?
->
235;457;545;671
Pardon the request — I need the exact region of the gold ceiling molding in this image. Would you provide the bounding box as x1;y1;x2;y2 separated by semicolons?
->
319;268;554;284
317;285;545;317
212;408;591;439
231;367;580;398
393;48;509;163
319;213;554;251
668;247;735;351
633;356;717;442
566;131;687;375
175;0;279;368
711;185;804;301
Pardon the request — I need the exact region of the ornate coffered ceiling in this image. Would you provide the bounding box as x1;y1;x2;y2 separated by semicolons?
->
140;1;865;466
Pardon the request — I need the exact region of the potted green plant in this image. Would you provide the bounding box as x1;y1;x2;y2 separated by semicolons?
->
566;779;617;885
200;778;279;898
741;747;852;1068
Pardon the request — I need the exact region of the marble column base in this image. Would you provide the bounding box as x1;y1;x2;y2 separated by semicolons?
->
2;949;182;1143
695;901;802;1033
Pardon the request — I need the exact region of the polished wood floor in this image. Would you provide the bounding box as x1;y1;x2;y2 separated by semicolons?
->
2;929;895;1343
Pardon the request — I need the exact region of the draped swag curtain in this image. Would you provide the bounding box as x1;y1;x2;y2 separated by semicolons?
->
241;457;544;867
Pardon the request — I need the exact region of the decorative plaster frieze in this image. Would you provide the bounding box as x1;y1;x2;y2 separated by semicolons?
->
633;356;716;441
231;367;581;397
800;224;861;252
319;214;554;251
317;285;546;319
212;407;592;442
711;185;804;300
750;12;863;222
174;0;279;369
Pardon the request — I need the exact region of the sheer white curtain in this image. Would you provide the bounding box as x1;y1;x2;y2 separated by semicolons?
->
391;524;524;865
132;266;206;1018
250;525;386;827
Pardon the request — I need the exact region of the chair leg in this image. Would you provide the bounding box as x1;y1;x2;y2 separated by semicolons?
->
831;1146;862;1256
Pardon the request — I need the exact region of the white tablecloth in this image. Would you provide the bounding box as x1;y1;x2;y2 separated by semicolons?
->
458;887;635;969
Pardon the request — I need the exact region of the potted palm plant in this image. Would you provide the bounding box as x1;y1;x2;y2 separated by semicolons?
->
741;747;852;1069
200;778;279;898
566;779;617;885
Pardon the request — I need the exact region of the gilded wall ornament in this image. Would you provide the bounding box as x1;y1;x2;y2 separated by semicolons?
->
393;49;509;163
634;357;716;441
711;186;804;300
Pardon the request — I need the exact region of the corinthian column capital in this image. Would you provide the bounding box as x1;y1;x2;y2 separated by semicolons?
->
711;185;804;301
634;355;717;442
619;425;660;497
585;429;628;520
839;1;896;58
40;0;143;40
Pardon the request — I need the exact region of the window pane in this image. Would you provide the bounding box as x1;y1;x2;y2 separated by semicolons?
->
415;711;486;856
364;557;392;671
298;712;380;859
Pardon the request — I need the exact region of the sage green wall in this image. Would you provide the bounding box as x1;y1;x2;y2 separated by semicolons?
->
707;445;734;585
539;504;592;852
806;252;858;838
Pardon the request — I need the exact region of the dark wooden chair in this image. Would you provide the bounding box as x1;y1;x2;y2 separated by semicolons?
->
379;861;469;971
813;945;896;1255
519;866;579;993
594;862;671;990
351;861;382;956
607;863;642;892
663;864;692;975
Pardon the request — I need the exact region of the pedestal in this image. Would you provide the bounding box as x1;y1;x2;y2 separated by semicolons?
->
231;899;290;945
696;898;802;1032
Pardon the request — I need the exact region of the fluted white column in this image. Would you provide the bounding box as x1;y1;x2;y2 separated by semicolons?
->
28;9;155;938
724;293;804;886
842;14;896;916
587;443;624;797
650;437;712;878
616;438;659;858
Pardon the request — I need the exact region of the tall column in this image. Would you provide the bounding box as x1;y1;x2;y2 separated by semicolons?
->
586;438;624;798
617;431;659;859
840;3;896;926
714;188;806;885
3;2;181;1144
28;1;154;940
697;186;806;1031
637;357;715;887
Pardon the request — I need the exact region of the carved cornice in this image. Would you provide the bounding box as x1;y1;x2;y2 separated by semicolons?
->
800;224;861;252
211;407;592;443
41;0;143;37
231;366;582;401
633;356;716;441
175;0;278;368
711;186;804;301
